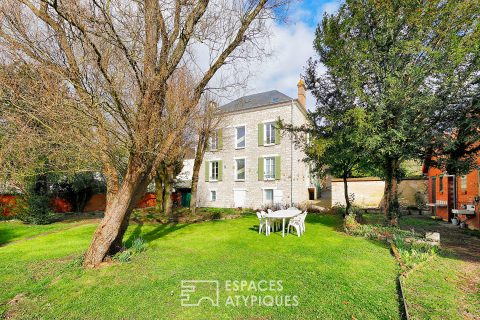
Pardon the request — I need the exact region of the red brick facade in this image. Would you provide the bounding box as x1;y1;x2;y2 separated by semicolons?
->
427;157;480;230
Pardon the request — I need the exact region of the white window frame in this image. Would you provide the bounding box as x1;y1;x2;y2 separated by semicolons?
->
264;157;275;180
210;131;218;151
263;188;274;204
210;161;219;181
460;175;467;190
234;157;246;181
264;122;276;145
235;125;246;149
210;189;217;202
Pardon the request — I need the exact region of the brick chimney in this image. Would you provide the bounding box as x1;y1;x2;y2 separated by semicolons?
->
297;79;306;108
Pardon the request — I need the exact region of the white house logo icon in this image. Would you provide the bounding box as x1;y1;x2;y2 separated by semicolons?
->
180;280;220;307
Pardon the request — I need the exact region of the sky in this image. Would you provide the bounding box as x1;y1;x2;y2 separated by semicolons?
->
234;0;342;110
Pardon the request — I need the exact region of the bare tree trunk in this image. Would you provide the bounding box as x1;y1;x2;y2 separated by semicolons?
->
383;158;400;226
164;168;174;217
155;174;164;213
83;163;150;267
343;173;351;216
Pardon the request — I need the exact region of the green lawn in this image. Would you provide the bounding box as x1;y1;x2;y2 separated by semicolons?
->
402;254;479;320
0;220;79;246
0;215;401;319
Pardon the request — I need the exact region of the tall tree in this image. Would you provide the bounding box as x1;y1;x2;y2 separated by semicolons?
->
0;0;288;267
190;101;220;215
311;0;480;225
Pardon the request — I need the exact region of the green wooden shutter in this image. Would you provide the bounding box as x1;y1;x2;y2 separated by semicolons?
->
218;160;223;181
258;157;264;181
217;128;223;150
275;156;281;180
205;161;210;182
275;126;281;145
258;123;264;146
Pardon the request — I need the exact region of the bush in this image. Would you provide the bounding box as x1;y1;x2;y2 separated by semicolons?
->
15;194;56;225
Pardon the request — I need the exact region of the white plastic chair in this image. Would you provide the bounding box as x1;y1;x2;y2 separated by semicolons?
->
267;208;279;231
256;212;267;235
261;211;272;235
299;211;308;234
287;207;298;211
287;215;302;237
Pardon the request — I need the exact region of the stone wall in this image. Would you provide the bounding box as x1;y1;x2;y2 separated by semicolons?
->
330;178;427;208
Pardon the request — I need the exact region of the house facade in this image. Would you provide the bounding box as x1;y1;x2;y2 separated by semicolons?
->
426;156;480;230
196;81;315;209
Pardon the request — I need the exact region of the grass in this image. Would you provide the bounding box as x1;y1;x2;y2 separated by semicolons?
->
0;220;79;246
402;254;479;319
357;213;479;319
0;214;401;319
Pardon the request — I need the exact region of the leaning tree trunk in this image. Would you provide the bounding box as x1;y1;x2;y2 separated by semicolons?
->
343;174;351;216
155;173;164;213
383;158;400;226
83;163;150;267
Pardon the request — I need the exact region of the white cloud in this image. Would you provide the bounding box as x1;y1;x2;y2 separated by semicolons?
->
202;1;343;110
316;1;341;22
243;21;315;109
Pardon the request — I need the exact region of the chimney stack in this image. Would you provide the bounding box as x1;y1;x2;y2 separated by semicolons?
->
297;79;306;108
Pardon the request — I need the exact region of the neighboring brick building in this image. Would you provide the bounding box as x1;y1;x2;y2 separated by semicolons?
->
426;157;480;230
197;81;315;209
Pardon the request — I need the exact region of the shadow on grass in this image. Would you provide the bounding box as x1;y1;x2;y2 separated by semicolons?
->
0;228;18;246
124;222;191;247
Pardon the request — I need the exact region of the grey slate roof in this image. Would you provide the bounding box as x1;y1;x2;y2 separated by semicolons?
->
220;90;293;113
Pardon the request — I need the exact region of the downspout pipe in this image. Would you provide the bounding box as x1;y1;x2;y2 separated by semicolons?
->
290;100;294;207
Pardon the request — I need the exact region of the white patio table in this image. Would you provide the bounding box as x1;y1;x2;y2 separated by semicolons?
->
265;209;301;237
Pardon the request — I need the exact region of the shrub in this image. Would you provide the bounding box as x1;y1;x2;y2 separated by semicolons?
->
15;194;56;225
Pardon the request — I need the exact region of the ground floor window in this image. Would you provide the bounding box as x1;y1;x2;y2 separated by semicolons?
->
264;189;274;204
210;190;217;202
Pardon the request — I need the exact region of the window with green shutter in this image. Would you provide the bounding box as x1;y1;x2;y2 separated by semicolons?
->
275;125;281;145
205;161;210;182
218;160;223;181
217;128;223;150
258;123;264;146
275;156;281;180
258;157;264;181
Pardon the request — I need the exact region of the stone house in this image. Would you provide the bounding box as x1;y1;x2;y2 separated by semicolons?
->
196;81;316;209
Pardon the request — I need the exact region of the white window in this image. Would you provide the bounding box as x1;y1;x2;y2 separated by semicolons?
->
210;161;219;181
264;157;275;180
210;131;218;150
235;126;246;149
264;122;276;145
210;190;217;202
461;175;467;190
264;189;274;204
235;158;246;181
